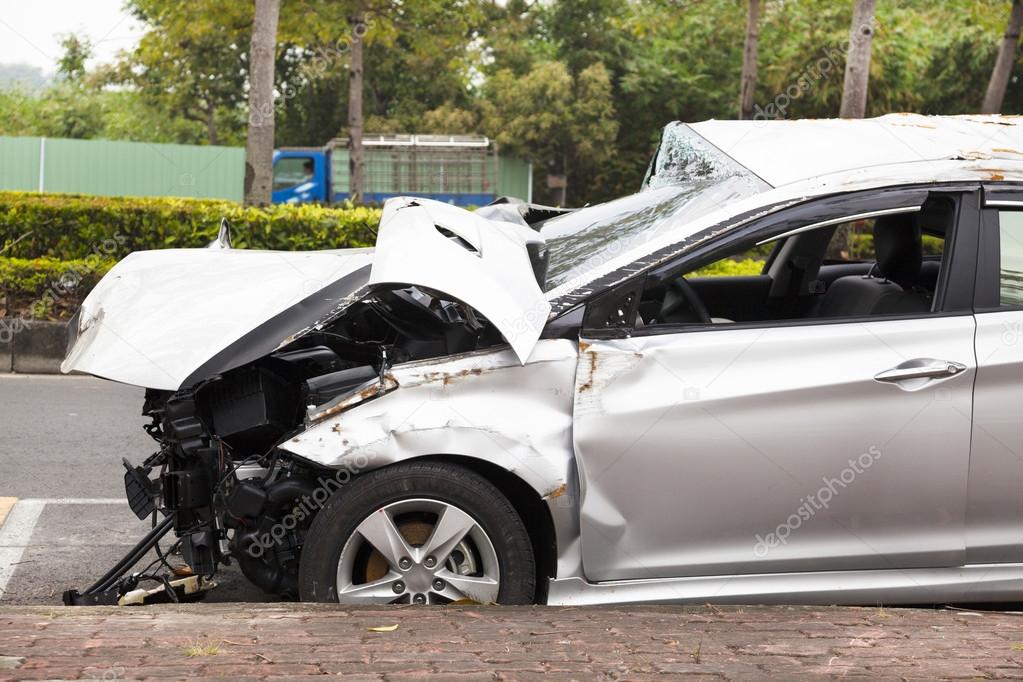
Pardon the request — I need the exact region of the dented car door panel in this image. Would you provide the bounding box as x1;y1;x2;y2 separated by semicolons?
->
573;318;975;581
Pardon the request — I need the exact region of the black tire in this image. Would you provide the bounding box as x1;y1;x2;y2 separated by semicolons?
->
298;460;536;604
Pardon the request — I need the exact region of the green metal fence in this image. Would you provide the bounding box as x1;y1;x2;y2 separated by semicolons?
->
0;136;531;204
0;136;245;201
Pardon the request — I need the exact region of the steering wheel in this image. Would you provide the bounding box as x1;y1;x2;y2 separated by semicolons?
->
659;277;712;324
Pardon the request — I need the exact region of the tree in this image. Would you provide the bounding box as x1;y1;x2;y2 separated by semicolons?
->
244;0;281;207
123;0;252;145
738;0;760;120
347;14;366;204
481;61;617;205
839;0;877;118
982;0;1023;114
279;0;484;203
56;34;91;82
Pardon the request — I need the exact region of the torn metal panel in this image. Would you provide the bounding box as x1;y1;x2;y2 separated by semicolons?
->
369;197;551;364
283;340;576;492
305;374;399;423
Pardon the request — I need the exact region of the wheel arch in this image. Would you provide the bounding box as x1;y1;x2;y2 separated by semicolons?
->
394;453;558;604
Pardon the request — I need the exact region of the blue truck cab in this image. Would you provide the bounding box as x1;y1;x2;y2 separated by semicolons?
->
271;135;532;206
271;148;329;204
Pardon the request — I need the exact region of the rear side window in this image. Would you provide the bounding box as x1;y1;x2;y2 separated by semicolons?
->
999;211;1023;306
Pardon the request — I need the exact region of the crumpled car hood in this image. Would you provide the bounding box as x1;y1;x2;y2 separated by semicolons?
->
61;248;375;390
62;197;551;390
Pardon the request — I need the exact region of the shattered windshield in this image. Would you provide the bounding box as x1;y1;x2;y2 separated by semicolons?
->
541;122;771;291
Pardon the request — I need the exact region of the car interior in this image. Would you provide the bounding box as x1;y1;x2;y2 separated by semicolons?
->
636;194;956;327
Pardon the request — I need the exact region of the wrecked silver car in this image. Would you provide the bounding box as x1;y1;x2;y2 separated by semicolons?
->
64;115;1023;606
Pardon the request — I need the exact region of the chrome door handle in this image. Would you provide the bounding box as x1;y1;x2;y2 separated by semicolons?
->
874;359;968;384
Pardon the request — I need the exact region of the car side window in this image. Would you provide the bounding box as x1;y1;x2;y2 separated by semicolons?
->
631;193;959;329
998;211;1023;307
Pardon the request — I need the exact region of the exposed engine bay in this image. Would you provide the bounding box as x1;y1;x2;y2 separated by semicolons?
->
63;283;520;604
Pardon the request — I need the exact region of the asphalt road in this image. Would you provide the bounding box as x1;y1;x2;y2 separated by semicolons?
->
0;374;272;605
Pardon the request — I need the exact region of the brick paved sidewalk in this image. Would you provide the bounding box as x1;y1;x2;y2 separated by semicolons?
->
2;603;1023;680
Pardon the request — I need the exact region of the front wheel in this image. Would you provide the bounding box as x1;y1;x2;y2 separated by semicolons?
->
298;461;536;605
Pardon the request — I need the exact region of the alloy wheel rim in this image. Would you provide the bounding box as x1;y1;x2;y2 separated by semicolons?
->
335;498;500;605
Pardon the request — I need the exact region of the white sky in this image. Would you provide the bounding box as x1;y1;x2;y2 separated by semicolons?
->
0;0;142;73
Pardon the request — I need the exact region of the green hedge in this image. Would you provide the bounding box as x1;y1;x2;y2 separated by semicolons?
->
0;256;113;320
0;192;382;260
692;258;765;277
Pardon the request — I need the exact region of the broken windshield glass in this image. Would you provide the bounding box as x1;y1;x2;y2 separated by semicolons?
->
541;123;770;291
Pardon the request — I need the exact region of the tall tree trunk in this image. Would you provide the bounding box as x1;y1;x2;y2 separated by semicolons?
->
983;0;1023;114
738;0;760;120
839;0;876;119
205;105;219;146
348;14;366;205
243;0;280;207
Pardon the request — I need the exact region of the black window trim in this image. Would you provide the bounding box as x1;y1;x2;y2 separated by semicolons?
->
974;184;1023;312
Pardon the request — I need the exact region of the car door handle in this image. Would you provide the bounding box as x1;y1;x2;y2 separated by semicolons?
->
874;359;968;384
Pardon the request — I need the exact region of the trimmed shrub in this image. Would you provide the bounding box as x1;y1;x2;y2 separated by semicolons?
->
693;258;765;277
0;256;114;320
0;191;381;260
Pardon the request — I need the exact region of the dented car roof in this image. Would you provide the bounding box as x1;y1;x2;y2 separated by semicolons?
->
690;114;1023;188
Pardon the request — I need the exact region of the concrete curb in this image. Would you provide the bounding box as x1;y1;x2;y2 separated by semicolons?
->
2;320;66;374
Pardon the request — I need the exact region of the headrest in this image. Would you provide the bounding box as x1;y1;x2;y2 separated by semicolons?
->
873;213;922;289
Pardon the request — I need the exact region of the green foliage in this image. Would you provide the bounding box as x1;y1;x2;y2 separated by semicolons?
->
0;256;113;320
481;60;618;205
0;192;380;261
56;34;92;83
692;258;766;278
120;0;253;146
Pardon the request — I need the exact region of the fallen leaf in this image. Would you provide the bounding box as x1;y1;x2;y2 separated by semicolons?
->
368;624;399;632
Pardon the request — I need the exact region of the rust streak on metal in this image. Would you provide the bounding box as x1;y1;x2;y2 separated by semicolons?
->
423;367;487;386
546;483;568;500
577;351;598;393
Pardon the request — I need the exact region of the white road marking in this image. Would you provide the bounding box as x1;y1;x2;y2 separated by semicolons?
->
0;500;46;600
32;498;124;505
0;498;126;599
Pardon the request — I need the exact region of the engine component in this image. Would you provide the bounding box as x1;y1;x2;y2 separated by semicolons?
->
182;530;219;576
233;475;319;598
302;365;377;407
273;345;346;377
161;468;211;510
226;481;268;520
123;458;157;520
206;366;298;453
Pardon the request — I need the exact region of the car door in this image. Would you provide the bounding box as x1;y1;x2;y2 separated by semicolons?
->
572;188;980;582
966;186;1023;565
